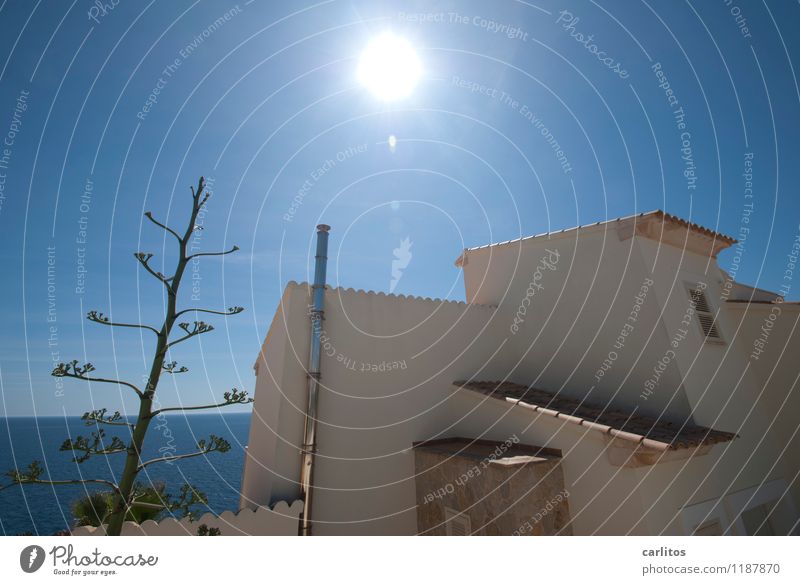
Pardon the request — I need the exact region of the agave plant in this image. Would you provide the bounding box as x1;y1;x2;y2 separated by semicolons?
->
72;482;180;527
72;491;113;527
0;177;250;535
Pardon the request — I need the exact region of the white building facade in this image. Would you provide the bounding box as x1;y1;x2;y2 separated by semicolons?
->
240;211;799;535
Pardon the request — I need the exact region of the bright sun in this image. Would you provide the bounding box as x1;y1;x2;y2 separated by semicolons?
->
357;33;421;101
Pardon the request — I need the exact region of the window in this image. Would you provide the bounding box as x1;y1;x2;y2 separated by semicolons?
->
444;507;471;536
688;287;723;342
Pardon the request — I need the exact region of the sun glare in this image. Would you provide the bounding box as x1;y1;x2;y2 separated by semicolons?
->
357;33;421;101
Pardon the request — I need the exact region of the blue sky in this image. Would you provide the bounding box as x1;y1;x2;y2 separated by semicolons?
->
0;0;797;416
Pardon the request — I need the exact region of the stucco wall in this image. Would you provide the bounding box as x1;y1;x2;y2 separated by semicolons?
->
725;303;800;510
241;285;307;510
72;500;302;536
460;229;692;421
636;238;795;512
242;282;507;534
450;389;658;535
241;225;800;535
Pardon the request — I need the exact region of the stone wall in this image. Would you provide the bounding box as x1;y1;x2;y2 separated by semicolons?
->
414;438;572;536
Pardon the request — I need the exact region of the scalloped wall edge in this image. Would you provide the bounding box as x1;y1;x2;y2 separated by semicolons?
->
69;499;303;536
285;280;497;309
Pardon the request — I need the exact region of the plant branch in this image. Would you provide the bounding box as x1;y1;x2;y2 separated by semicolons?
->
61;429;128;463
1;461;120;495
174;306;244;320
168;484;208;521
87;311;159;336
82;409;134;429
52;361;143;398
137;435;230;471
144;211;182;243
191;176;210;209
149;389;252;418
162;361;188;374
187;245;239;261
134;252;171;290
166;321;214;348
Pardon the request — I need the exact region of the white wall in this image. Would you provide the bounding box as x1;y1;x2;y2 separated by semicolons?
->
636;237;794;503
461;228;692;421
241;223;800;534
240;285;307;510
242;283;504;535
725;303;800;510
449;389;654;535
72;501;302;536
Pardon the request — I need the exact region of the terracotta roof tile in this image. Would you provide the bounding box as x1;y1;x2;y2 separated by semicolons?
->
455;380;737;451
656;210;737;244
456;210;736;259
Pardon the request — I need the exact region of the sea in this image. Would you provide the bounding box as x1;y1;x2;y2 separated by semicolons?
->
0;412;251;535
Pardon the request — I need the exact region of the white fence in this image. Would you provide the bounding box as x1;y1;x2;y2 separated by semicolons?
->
71;500;302;536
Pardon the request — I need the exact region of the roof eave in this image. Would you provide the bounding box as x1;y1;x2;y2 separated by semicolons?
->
454;210;737;263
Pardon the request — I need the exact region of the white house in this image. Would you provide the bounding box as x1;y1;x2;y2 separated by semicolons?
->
240;211;800;535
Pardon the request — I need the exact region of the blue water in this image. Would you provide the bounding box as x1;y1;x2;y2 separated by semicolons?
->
0;412;251;535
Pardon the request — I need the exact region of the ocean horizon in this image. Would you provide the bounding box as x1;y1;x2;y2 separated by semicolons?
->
0;412;251;535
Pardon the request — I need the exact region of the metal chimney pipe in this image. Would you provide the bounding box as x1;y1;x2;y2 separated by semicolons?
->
299;224;330;536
